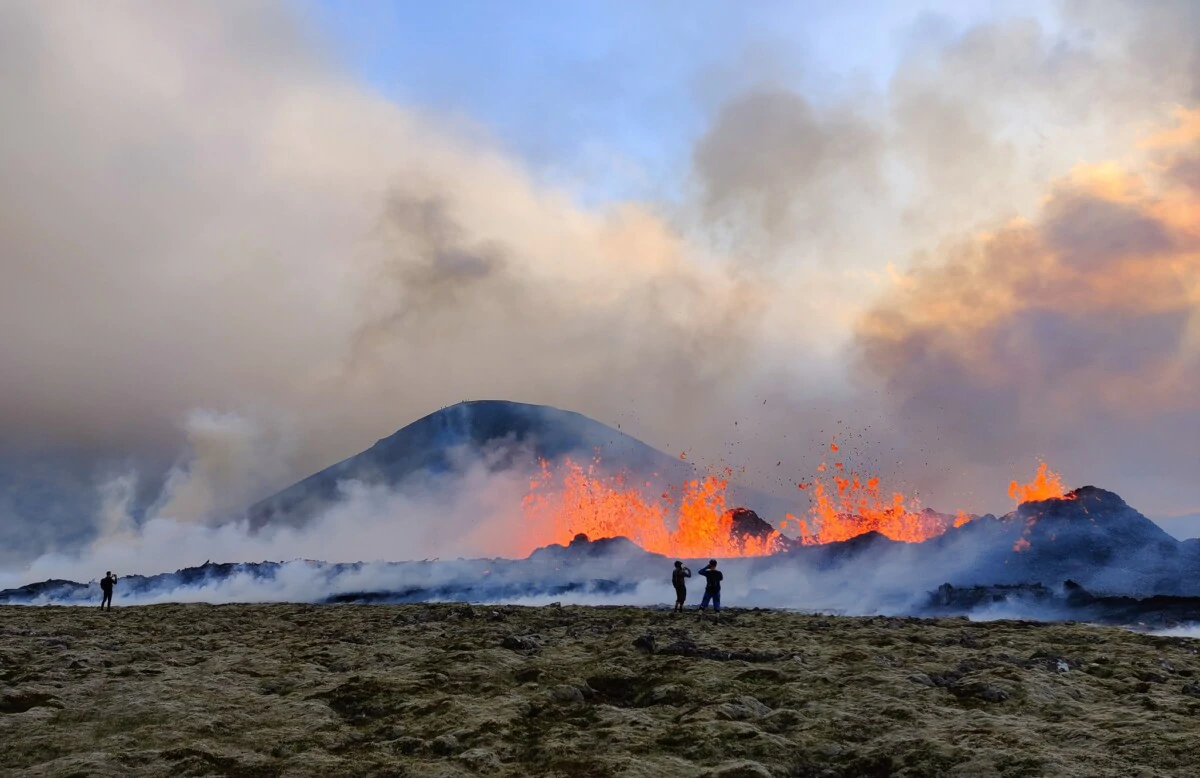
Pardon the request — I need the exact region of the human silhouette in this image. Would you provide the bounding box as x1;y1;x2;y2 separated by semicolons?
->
698;559;723;612
671;561;691;612
99;571;116;610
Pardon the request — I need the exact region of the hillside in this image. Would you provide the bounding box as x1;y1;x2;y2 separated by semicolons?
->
246;400;695;529
3;604;1200;777
245;400;799;531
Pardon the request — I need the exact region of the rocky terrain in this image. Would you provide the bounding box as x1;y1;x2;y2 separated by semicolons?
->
3;604;1200;777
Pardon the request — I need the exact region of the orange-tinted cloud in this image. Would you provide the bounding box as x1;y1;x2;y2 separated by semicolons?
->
856;111;1200;507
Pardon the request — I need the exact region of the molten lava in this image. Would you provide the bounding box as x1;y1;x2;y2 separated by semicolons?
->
521;446;1072;558
792;443;959;545
1008;462;1066;504
521;457;782;558
1007;462;1071;551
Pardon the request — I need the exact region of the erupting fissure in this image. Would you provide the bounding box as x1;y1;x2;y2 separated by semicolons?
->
786;441;957;545
520;444;1070;558
521;457;782;558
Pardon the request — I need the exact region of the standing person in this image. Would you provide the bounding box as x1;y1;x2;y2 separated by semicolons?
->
697;559;723;612
671;561;691;612
99;571;116;611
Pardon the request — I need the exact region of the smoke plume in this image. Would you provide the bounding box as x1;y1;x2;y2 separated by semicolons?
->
2;0;1200;571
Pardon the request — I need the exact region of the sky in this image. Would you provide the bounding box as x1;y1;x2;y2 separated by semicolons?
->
0;0;1198;570
306;0;1063;204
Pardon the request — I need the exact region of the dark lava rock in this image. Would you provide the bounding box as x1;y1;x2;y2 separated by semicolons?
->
0;691;63;714
714;696;773;721
430;734;460;755
728;508;795;552
654;637;785;663
949;681;1010;703
501;635;540;652
633;634;657;654
549;685;585;703
390;737;426;755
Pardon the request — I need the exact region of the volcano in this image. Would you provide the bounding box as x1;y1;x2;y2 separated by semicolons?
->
247;401;686;528
246;400;798;531
5;403;1200;627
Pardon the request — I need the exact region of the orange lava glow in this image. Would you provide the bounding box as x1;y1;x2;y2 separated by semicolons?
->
1007;462;1073;551
1008;462;1067;504
521;447;1072;558
521;457;781;558
791;442;959;545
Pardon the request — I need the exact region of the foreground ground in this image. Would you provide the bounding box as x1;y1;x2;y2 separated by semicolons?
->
2;604;1200;777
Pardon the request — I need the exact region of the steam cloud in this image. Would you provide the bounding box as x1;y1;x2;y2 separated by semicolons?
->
2;0;1199;574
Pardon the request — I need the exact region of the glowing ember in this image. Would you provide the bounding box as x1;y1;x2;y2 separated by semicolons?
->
1008;462;1066;504
521;457;781;558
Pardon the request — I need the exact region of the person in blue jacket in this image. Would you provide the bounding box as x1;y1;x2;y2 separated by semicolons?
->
697;559;723;612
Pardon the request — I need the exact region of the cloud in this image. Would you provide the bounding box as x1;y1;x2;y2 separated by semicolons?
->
692;89;882;256
0;1;786;562
854;113;1200;516
3;0;1200;570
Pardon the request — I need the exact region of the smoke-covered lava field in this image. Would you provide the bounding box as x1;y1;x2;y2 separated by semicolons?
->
5;402;1199;632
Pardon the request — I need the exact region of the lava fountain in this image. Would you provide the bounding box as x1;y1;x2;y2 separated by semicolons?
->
787;441;954;545
521;457;783;558
1008;461;1071;551
520;444;1070;558
1008;461;1067;504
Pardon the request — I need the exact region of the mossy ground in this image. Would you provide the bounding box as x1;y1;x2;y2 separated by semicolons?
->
2;603;1200;777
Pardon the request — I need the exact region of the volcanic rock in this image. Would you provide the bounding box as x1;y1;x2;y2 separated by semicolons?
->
526;532;657;562
501;635;541;652
8;603;1200;776
728;508;796;552
548;684;585;703
704;761;774;778
714;696;773;721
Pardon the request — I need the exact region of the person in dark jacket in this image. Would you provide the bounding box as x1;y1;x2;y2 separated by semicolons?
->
671;561;691;612
100;571;116;611
697;559;723;612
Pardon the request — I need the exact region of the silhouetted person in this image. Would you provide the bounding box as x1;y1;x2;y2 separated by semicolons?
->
100;571;115;610
698;559;723;612
671;561;691;612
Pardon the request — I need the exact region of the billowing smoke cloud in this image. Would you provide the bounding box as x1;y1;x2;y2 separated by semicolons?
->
3;0;1200;574
0;1;784;562
0;444;535;592
855;114;1200;517
684;2;1200;516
